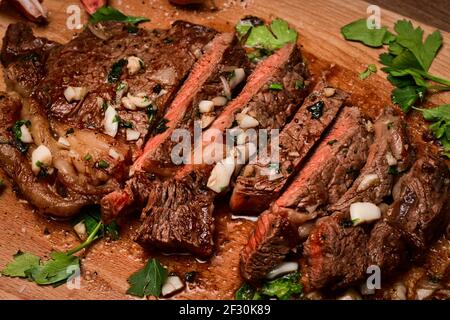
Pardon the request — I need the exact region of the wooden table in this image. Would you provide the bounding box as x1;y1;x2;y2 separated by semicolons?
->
0;0;449;300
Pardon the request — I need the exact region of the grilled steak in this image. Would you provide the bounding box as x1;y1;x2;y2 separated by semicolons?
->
131;33;251;176
0;21;216;217
302;153;449;292
329;107;414;213
230;81;347;215
240;106;372;282
132;43;309;257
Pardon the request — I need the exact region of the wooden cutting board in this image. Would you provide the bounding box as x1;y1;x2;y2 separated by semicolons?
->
0;0;449;300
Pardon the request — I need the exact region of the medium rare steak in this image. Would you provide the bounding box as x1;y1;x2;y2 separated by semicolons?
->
229;81;348;215
0;21;216;217
240;105;372;282
302;154;450;292
132;43;309;257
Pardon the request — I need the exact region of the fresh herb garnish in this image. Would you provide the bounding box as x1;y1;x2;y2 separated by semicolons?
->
307;101;325;119
108;59;127;84
146;105;156;124
65;128;75;136
235;272;302;300
269;83;283;90
83;153;92;161
89;7;149;25
11;120;31;153
97;160;109;169
35;160;43;168
155;118;169;133
388;166;399;175
76;207;120;241
127;258;168;298
359;64;377;80
341;18;450;158
327;139;338;146
414;105;450;157
294;79;304;90
236;18;297;62
1;218;104;286
113;114;121;123
119;120;133;129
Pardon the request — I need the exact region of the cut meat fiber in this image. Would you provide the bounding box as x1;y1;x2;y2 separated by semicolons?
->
240;105;373;282
230;80;349;215
110;42;309;257
0;20;216;217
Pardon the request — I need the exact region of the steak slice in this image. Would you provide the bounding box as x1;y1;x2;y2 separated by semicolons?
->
239;106;372;282
133;43;309;257
302;154;450;292
131;33;250;176
329;107;414;213
0;21;216;217
229;81;347;215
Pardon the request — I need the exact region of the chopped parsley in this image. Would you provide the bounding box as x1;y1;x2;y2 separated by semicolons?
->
89;6;149;25
65;128;75;136
97;160;109;169
269;83;283;90
307;101;325;119
113;114;121;123
108;59;127;84
236;272;302;300
155;118;169;133
294;79;305;90
359;64;377;80
327;139;338;146
388;166;399;175
387;122;394;130
11;120;31;153
83;153;92;161
146;105;156;124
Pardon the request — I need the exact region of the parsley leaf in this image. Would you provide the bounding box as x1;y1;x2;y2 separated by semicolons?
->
341;19;395;47
1;251;40;277
415;105;450;158
359;64;377;80
391;86;426;113
127;258;168;297
89;7;149;25
29;252;79;285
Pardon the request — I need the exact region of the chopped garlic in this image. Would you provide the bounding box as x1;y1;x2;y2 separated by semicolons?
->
64;86;88;102
58;137;70;148
207;156;235;193
357;173;380;192
212;96;228;107
73;221;87;240
161;276;184;297
201;114;216;129
31;145;52;175
19;124;33;143
127;56;144;75
126;129;140;141
127;93;152;108
323;87;336;97
385;151;398;166
121;96;136;110
108;148;123;160
229;68;246;89
350;202;381;225
236;113;259;129
104;105;119;137
198;100;214;113
266;262;298;280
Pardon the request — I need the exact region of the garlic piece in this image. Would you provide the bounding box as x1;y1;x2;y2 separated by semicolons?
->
236;113;259;129
357;173;380;192
64;86;88;102
104;105;119;137
127;93;152;108
212;96;228;107
201;114;216;129
229;68;246;89
198;100;214;113
323;87;336;97
266;262;298;280
73;221;87;240
126;129;141;141
19;124;33;143
350;202;381;225
161;276;184;297
207;156;235;193
121;96;136;110
108;148;123;160
31;145;52;175
58;137;70;148
385;151;398;166
126;56;144;75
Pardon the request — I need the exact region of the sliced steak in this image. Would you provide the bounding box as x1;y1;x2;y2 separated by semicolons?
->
302;154;449;292
229;81;347;215
329;107;414;213
240;211;297;282
0;21;216;217
131;33;250;176
239;106;372;282
133;43;309;257
273;106;372;223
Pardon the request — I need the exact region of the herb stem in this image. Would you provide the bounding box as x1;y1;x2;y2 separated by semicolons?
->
415;70;450;87
66;220;102;256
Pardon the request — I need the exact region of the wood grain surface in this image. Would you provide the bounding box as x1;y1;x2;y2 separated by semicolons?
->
0;0;449;300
